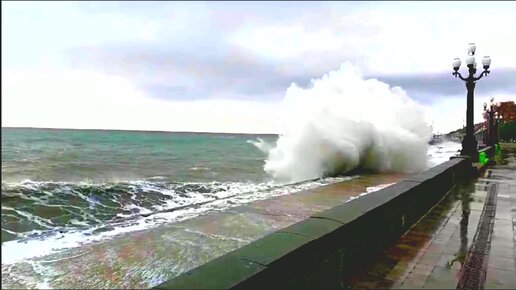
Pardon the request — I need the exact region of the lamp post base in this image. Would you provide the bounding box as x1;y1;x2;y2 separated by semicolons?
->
461;134;478;163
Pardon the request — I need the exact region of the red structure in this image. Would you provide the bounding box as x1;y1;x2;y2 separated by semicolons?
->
498;101;516;123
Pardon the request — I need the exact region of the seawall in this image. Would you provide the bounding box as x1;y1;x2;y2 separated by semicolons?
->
154;156;472;289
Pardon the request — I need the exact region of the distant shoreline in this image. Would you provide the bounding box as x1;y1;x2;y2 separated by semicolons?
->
1;126;279;137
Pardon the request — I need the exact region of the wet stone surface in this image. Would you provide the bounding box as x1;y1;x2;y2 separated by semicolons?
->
348;143;516;289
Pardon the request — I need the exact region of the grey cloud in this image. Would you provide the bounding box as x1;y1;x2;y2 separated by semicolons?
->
67;0;516;105
371;69;516;104
68;40;351;101
70;38;515;106
62;1;391;102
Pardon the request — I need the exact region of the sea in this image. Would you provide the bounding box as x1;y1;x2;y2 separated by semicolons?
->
1;127;462;281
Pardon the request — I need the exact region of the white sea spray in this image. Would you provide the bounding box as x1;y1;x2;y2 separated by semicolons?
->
255;62;432;183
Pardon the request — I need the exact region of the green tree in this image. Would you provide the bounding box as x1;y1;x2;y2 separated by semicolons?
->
499;121;516;142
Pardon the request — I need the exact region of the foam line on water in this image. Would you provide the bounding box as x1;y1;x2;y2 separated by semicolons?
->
1;176;355;265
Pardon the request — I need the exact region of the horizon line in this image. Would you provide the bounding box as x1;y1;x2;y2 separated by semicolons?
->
1;126;280;136
2;125;465;136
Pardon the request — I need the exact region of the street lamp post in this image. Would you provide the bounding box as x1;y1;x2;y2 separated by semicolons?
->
483;99;499;146
452;43;491;162
495;111;502;144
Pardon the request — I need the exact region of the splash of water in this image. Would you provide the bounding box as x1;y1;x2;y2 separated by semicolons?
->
256;62;432;183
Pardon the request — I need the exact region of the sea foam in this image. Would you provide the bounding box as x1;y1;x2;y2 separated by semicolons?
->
253;62;432;183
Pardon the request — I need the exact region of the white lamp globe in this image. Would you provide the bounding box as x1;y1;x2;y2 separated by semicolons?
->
452;58;461;69
466;56;475;66
468;43;476;55
482;56;491;68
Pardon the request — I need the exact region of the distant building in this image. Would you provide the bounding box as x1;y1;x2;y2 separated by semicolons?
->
498;101;516;122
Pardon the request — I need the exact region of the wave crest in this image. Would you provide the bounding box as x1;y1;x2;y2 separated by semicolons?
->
260;62;432;182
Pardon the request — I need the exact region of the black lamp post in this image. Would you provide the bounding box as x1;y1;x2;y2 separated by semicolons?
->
495;112;502;144
483;99;499;146
452;43;491;162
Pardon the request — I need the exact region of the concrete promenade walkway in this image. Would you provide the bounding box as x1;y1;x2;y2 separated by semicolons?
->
349;143;516;289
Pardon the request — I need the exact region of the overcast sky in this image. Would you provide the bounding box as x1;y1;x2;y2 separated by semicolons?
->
2;1;516;134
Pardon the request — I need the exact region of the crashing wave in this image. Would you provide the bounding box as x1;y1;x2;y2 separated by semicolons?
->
254;62;432;183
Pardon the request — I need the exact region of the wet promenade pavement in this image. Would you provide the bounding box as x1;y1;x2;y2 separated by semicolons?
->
349;143;516;289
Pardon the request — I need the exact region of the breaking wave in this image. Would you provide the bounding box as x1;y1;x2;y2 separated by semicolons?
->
254;62;432;182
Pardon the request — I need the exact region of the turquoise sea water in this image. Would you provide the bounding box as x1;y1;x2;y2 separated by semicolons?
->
3;128;359;249
2;128;276;183
1;128;283;242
